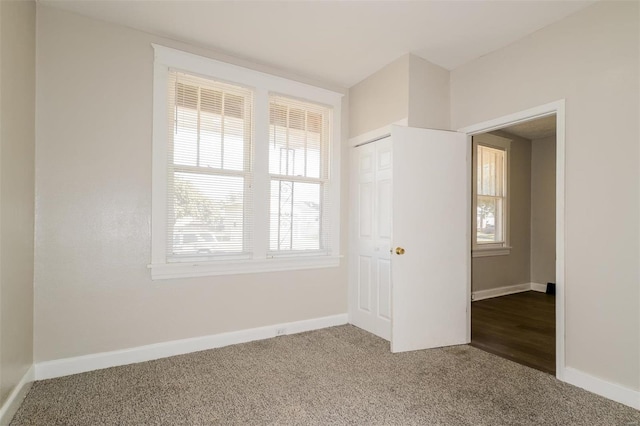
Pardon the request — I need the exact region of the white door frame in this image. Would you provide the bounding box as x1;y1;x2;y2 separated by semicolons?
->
458;99;566;381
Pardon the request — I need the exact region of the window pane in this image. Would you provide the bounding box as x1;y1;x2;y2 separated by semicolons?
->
199;110;222;169
477;196;503;243
269;100;328;179
170;172;245;257
222;116;245;171
477;145;505;197
172;78;249;172
269;180;321;251
174;105;199;167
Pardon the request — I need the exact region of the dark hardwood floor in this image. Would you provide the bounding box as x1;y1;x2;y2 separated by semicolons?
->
471;291;556;374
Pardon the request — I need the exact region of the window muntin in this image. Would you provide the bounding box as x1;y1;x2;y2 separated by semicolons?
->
167;72;253;261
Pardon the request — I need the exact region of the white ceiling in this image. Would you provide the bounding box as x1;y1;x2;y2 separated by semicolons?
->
501;115;557;140
40;0;596;88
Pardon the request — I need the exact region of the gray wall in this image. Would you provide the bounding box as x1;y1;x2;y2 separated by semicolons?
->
531;136;556;285
472;132;531;292
34;5;349;363
452;0;639;390
0;0;36;406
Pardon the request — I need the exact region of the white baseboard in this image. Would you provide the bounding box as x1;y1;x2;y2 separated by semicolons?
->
35;314;348;381
472;283;531;301
530;282;548;293
472;282;550;301
563;367;640;410
0;365;34;426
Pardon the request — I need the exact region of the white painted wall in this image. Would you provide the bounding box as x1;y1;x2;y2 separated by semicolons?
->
348;54;451;138
34;5;349;363
531;135;556;285
348;54;409;138
408;55;450;130
452;1;639;390
0;0;35;405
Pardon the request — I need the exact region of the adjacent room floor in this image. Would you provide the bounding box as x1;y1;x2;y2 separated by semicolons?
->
471;291;555;374
12;324;638;425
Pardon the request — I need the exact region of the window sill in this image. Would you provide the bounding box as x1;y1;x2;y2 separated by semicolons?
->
148;255;342;280
472;246;512;258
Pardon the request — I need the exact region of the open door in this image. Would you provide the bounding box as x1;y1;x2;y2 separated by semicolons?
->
390;125;469;353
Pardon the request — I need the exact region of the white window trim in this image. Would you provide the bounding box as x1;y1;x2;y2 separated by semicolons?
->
149;45;343;280
472;135;511;257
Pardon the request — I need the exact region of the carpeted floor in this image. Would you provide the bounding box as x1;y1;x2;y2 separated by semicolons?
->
11;325;640;425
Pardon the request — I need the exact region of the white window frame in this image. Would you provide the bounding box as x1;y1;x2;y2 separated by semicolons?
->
472;135;511;257
150;45;343;279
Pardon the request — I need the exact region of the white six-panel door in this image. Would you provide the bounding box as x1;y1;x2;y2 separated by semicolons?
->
349;137;393;340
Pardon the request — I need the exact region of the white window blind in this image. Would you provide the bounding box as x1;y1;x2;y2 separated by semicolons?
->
268;95;331;253
476;144;506;244
166;71;253;261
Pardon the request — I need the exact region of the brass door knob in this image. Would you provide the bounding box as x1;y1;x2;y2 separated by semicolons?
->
395;247;405;255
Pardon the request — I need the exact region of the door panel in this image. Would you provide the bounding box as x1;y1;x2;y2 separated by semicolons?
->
390;126;469;353
359;182;373;238
377;179;392;239
377;259;392;320
349;137;392;340
358;255;371;312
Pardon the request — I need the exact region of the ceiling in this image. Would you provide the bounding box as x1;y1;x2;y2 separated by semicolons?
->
501;115;557;140
39;0;595;88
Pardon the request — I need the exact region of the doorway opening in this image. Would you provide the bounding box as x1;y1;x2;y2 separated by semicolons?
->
470;115;557;374
460;102;564;377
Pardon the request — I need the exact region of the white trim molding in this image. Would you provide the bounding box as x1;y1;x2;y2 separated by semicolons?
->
471;283;531;301
472;282;550;301
0;365;34;426
471;283;549;301
347;118;408;148
564;367;640;410
35;314;348;381
472;246;512;257
149;255;341;280
530;282;548;293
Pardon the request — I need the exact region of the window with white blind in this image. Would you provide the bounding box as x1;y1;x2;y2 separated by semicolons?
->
168;72;253;261
472;135;511;257
150;45;342;279
268;96;331;254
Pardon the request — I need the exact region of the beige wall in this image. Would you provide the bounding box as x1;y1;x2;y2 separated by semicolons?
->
348;54;409;138
34;5;349;363
408;55;450;130
348;54;450;138
531;135;556;285
452;0;639;390
472;132;531;292
0;0;36;405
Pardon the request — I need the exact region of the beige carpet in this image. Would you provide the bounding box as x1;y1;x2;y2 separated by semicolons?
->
11;325;640;425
